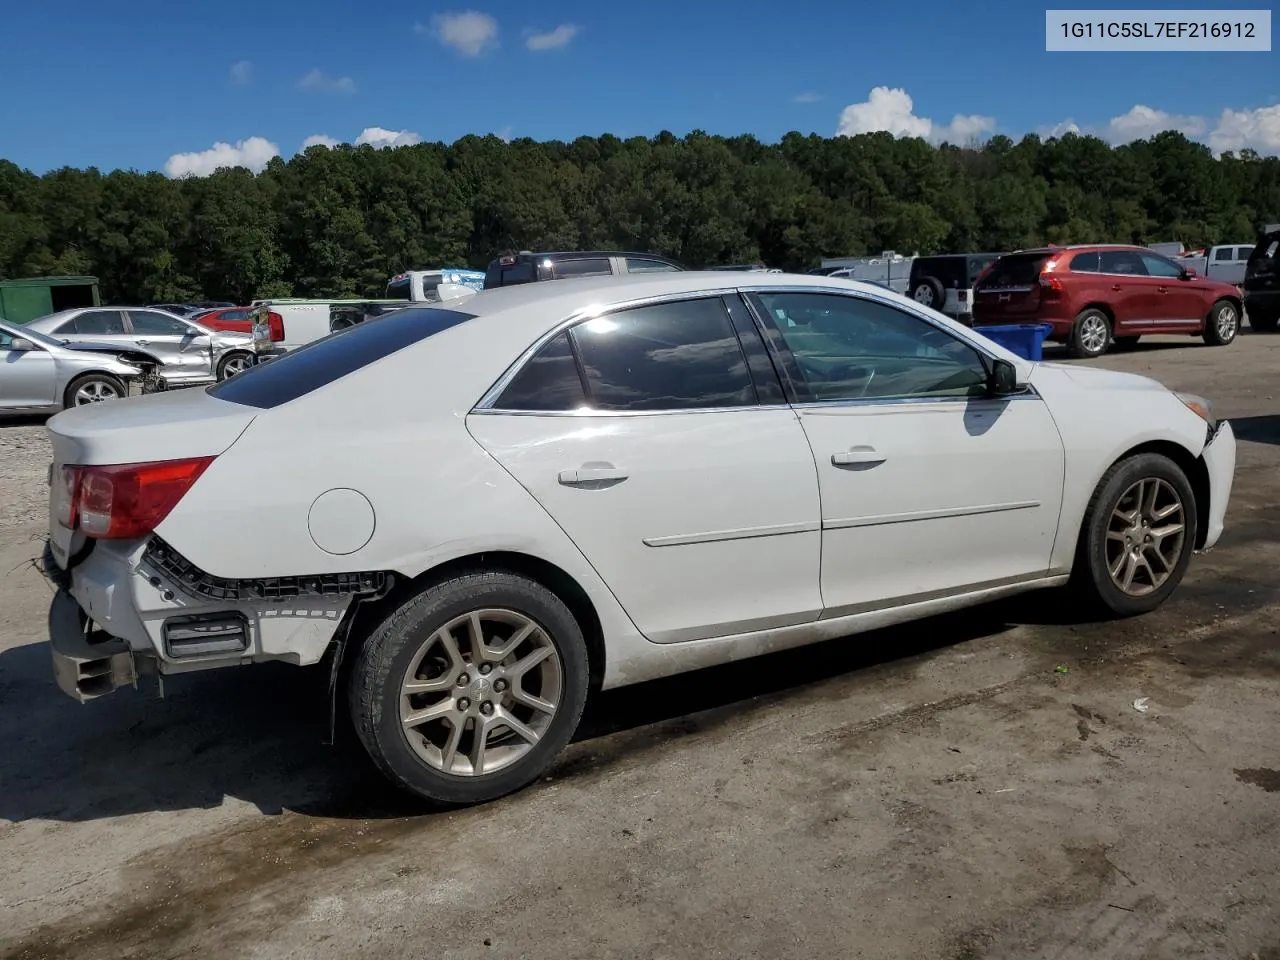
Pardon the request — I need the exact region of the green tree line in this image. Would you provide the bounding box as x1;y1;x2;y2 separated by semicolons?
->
1;129;1277;304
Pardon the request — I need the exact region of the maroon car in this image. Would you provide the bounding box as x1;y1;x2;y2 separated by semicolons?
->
191;306;254;334
972;244;1244;358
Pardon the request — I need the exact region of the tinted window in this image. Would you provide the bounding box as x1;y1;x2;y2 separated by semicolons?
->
493;332;588;411
979;254;1049;288
209;307;476;409
1139;253;1181;278
129;311;192;335
570;298;756;411
1238;246;1254;261
1214;247;1234;261
386;278;412;300
756;292;988;402
625;257;680;274
553;258;612;279
1069;251;1100;273
1099;250;1148;275
967;256;998;284
60;310;126;335
223;309;250;321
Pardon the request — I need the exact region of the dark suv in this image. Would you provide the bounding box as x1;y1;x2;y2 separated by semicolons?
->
907;253;1002;325
483;251;685;289
1245;225;1280;331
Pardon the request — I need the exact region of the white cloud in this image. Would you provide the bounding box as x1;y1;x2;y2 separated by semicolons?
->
298;68;356;94
355;126;422;149
836;86;994;144
302;134;340;149
165;137;280;178
526;24;578;51
419;11;498;56
1104;104;1206;143
496;126;513;142
792;91;823;104
1208;104;1280;155
229;60;252;85
1042;119;1081;138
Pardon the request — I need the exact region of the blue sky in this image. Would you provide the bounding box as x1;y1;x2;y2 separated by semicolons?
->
1;0;1276;176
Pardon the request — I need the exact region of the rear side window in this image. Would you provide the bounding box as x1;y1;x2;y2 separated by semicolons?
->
1099;250;1148;275
1237;246;1254;261
625;257;680;274
209;307;476;409
571;298;756;411
493;332;588;411
1069;251;1100;272
129;311;192;335
60;310;126;335
553;258;612;279
979;254;1049;288
1214;247;1234;261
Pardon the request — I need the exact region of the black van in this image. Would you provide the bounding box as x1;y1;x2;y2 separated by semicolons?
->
906;253;1003;325
484;251;685;289
1245;225;1280;332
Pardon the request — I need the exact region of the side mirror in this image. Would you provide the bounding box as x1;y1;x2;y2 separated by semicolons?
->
987;358;1021;396
1180;266;1197;279
8;337;35;352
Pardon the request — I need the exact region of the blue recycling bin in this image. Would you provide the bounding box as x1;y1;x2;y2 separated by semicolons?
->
976;323;1053;361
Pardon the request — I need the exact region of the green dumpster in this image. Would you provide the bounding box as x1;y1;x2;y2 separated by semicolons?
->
0;276;100;325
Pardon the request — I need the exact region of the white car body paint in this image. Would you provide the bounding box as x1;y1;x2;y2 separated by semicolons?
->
43;272;1235;696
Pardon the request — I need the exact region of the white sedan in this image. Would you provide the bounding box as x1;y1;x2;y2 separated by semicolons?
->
43;272;1236;805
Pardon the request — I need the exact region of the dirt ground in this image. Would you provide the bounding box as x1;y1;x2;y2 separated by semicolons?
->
2;332;1279;960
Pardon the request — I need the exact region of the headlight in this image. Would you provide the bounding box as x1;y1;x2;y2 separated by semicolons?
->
1175;392;1216;429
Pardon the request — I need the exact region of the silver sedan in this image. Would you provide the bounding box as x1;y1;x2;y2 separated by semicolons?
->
0;319;158;412
24;307;255;386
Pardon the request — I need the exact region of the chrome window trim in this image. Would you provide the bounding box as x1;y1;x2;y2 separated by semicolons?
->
472;282;1034;416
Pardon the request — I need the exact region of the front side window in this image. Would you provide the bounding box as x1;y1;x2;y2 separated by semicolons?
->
60;310;126;335
552;258;612;280
1139;253;1183;278
756;292;988;402
129;311;192;335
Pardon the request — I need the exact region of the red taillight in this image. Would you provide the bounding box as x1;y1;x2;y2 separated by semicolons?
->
1039;274;1066;299
267;311;285;342
64;457;215;540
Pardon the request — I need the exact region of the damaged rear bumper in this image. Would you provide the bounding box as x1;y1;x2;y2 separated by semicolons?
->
49;589;137;702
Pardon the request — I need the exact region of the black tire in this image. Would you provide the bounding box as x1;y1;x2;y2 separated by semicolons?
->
1113;335;1141;349
349;570;589;806
1069;308;1112;358
1201;299;1239;346
1249;310;1279;332
216;351;254;380
62;372;127;409
1073;452;1198;617
911;276;946;311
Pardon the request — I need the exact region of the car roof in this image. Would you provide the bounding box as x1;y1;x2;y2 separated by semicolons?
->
491;250;682;263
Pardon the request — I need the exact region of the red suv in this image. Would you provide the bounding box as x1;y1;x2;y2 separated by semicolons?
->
972;245;1243;358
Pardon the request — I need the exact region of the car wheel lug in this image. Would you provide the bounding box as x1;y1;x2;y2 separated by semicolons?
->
480;702;494;716
457;698;470;711
480;664;492;675
457;674;469;686
494;679;507;692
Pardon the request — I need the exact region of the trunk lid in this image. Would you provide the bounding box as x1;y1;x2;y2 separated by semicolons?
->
46;389;258;569
973;252;1051;321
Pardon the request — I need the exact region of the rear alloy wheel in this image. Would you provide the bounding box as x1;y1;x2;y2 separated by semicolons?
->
911;277;945;310
216;351;253;380
1202;299;1239;346
1069;308;1112;358
350;571;589;806
63;373;125;408
1075;453;1197;617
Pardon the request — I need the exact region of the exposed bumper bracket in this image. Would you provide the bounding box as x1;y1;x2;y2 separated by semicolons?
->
48;590;137;702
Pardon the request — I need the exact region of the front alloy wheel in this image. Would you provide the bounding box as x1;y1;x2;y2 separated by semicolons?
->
1103;478;1186;597
351;571;589;806
1202;300;1239;346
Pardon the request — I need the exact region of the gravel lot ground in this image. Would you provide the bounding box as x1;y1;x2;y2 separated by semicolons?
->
2;333;1279;960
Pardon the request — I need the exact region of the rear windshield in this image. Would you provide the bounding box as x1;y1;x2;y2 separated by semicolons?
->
208;307;476;409
485;261;537;289
386;278;411;300
978;254;1050;288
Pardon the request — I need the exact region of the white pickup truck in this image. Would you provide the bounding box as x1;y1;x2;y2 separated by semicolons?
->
1177;244;1255;286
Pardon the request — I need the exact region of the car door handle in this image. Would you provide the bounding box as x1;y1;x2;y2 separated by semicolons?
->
1111;284;1122;292
558;466;629;486
134;338;150;345
831;446;886;467
1156;286;1168;294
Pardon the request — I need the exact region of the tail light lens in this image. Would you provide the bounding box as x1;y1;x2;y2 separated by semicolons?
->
267;311;285;342
61;457;215;540
1039;274;1066;299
